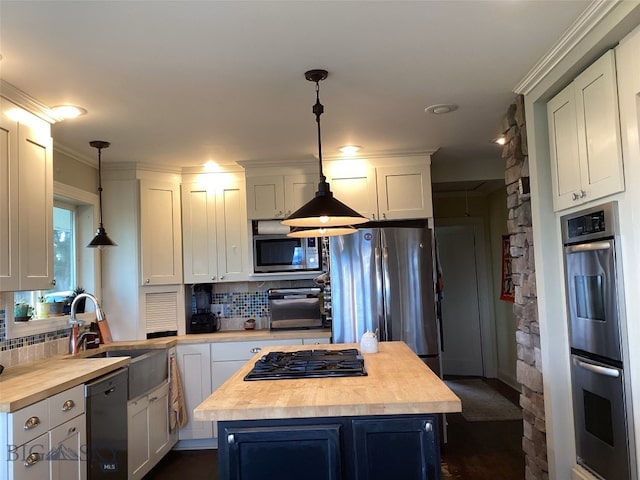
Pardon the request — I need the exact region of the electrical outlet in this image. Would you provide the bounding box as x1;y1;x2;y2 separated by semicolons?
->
210;304;224;317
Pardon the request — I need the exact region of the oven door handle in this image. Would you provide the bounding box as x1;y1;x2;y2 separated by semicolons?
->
574;357;620;378
565;240;612;254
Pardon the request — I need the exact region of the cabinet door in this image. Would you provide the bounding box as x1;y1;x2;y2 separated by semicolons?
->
211;360;246;438
283;174;317;217
148;382;171;460
352;416;440;480
548;82;582;210
17;118;53;291
216;176;250;282
574;49;624;202
376;164;432;219
325;164;378;220
182;183;218;283
220;423;343;480
140;180;183;285
128;395;151;480
50;414;86;480
0;106;18;291
176;344;213;440
246;175;285;219
9;432;50;480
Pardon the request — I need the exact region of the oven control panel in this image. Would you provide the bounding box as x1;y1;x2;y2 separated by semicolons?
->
562;201;618;245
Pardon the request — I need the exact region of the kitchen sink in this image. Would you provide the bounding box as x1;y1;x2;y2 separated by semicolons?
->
85;349;168;399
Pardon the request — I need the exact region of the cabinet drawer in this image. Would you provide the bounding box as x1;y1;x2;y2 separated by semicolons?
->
8;431;50;480
211;339;300;361
49;385;85;429
9;399;49;447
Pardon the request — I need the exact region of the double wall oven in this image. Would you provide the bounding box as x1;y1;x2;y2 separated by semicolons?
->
562;201;635;480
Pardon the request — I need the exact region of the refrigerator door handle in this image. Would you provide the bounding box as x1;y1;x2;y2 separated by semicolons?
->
381;246;392;342
374;246;386;341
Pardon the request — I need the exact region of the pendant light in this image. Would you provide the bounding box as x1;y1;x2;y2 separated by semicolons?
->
281;69;367;234
87;140;117;248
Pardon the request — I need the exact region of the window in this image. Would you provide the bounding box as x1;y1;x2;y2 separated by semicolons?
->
4;182;100;339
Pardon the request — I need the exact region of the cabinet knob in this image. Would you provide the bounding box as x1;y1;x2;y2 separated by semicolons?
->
212;276;216;280
382;213;387;219
24;416;40;430
572;192;580;201
62;399;75;411
145;279;150;284
372;214;376;220
277;211;283;217
286;210;291;216
250;347;262;354
220;275;225;280
227;433;235;445
424;421;433;433
24;452;41;467
51;279;57;286
580;190;587;198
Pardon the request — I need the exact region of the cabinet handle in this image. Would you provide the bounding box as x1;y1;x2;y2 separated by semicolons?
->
572;192;580;201
382;213;387;219
227;434;235;445
62;399;75;411
580;190;587;198
424;421;433;433
149;396;158;402
51;279;57;286
24;452;41;467
24;416;40;430
250;347;262;354
372;213;376;220
68;426;77;435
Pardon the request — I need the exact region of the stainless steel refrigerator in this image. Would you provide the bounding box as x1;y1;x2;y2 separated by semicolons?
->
329;220;441;376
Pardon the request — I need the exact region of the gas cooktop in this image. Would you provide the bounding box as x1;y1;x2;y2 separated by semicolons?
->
244;348;368;381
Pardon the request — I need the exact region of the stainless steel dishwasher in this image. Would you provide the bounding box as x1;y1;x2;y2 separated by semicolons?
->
86;368;128;480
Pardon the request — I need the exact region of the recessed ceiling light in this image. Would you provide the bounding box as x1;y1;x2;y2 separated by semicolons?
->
492;136;507;146
425;104;458;115
50;105;87;120
338;145;361;156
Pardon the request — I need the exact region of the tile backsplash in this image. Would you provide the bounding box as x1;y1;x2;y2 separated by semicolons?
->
0;308;71;369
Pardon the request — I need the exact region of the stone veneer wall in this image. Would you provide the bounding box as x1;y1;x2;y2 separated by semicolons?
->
503;94;548;480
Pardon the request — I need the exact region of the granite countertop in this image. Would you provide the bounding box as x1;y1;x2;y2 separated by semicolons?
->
0;329;332;413
194;341;461;422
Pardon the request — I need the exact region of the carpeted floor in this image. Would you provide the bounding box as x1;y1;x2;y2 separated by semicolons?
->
445;378;523;422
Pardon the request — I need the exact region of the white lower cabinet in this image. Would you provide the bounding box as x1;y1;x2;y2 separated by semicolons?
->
128;382;172;480
2;384;86;480
176;344;214;440
50;414;86;480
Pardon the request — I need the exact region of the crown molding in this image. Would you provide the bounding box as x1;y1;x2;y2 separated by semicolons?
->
53;143;96;168
513;0;619;95
322;148;438;162
0;79;58;123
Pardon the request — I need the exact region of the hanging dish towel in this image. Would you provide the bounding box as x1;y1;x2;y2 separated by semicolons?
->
169;354;188;431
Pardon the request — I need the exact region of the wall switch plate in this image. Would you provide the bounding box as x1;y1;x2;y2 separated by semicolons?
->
210;304;224;317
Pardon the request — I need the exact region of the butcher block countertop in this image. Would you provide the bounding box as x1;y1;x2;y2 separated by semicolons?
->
0;357;130;412
194;341;461;422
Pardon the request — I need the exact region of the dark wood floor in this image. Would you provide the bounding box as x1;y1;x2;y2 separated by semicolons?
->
144;378;524;480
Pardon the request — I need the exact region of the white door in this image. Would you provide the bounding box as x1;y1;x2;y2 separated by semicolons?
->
436;224;484;376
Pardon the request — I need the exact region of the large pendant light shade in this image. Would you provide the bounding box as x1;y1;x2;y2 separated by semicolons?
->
281;69;367;234
88;140;117;248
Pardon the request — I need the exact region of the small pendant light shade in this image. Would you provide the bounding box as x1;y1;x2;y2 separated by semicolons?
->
281;69;366;235
88;140;117;248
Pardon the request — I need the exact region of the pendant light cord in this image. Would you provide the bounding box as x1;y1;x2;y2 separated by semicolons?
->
97;147;105;228
313;80;325;183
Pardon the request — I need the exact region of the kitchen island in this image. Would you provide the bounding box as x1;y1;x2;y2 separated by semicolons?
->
194;341;461;480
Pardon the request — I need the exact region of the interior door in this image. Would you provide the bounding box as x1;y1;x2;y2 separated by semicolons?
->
436;224;484;376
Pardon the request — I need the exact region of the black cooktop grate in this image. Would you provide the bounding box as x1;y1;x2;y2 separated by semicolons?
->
244;348;367;381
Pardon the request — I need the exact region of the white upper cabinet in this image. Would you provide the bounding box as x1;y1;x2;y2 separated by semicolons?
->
0;98;53;292
140;180;183;285
182;172;250;283
246;174;316;219
547;49;624;211
324;156;433;220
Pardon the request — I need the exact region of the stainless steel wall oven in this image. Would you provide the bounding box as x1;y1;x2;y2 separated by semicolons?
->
562;201;634;480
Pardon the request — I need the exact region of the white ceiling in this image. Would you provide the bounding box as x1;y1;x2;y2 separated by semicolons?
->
1;1;590;180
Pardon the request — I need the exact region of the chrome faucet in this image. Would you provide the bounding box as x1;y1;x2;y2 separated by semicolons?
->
69;293;105;355
70;293;105;322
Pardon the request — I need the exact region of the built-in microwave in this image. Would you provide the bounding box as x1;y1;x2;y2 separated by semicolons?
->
252;221;322;273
